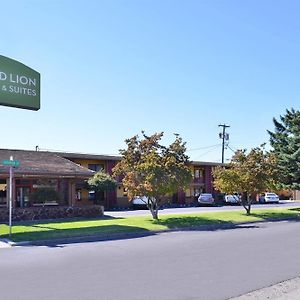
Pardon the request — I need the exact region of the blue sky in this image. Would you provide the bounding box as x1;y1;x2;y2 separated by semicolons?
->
1;0;299;162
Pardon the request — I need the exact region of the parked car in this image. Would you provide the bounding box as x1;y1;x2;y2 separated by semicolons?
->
259;192;279;204
224;194;240;205
131;196;149;209
198;193;215;205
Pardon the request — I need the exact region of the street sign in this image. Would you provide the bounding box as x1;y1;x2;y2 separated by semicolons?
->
1;159;20;167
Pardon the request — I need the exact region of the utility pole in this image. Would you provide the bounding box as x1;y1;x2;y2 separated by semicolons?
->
218;124;230;164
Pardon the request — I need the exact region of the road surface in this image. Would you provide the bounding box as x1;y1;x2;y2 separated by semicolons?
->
1;220;300;299
105;200;300;218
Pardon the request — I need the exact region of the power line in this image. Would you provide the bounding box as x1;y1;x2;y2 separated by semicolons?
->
227;144;236;153
193;144;222;160
187;143;222;152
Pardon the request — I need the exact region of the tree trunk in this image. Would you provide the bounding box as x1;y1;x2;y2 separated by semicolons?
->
150;208;159;220
245;205;251;215
241;192;252;215
148;196;159;220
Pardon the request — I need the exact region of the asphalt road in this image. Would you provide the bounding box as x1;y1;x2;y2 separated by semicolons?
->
1;220;300;300
105;200;300;218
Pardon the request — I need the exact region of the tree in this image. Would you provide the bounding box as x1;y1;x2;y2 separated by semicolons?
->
213;146;277;214
113;132;192;220
87;171;117;204
268;108;300;189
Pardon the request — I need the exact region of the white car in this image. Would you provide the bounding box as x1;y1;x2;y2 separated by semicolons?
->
131;196;149;208
198;193;214;205
224;194;240;204
259;192;279;204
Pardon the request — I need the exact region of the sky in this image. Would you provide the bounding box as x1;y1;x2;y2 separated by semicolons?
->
1;0;299;162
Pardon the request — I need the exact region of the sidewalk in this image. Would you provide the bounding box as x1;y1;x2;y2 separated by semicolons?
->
0;239;12;248
231;277;300;300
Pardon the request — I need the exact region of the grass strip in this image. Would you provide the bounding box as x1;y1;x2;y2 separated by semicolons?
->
0;207;300;242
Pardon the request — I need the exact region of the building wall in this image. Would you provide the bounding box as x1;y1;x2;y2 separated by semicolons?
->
293;190;300;201
204;166;213;193
113;163;216;208
0;176;82;209
106;161;117;207
70;159;106;170
66;158;119;209
64;156;218;208
73;186;93;206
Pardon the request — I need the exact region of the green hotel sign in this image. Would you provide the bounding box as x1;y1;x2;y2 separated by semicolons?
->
0;55;40;110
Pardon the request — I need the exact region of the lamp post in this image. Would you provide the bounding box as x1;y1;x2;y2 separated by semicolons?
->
9;156;13;237
1;156;20;237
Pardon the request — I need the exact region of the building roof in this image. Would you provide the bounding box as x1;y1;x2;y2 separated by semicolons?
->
191;161;225;167
0;148;224;179
55;151;223;166
56;151;121;161
0;149;94;178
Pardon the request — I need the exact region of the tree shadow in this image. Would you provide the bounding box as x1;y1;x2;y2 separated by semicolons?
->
152;207;300;232
288;207;300;212
6;224;154;247
4;207;300;248
4;215;124;227
250;207;300;222
153;216;259;232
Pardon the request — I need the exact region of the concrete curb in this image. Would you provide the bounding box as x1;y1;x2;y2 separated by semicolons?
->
4;218;300;248
0;238;14;248
230;277;300;299
2;224;241;247
10;231;159;247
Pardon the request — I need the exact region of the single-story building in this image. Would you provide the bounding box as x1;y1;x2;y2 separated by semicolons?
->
0;149;94;209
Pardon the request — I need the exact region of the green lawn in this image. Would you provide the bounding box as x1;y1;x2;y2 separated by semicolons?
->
1;207;300;242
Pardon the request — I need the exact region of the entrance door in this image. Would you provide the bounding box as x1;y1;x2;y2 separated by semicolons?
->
16;187;31;207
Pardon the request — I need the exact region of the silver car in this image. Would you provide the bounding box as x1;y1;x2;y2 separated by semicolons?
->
224;194;240;204
131;196;149;209
198;193;214;205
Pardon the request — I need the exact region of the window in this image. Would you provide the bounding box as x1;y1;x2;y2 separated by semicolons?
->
194;168;204;178
194;188;200;197
32;179;58;190
88;164;104;172
88;191;96;201
76;189;82;201
15;179;31;185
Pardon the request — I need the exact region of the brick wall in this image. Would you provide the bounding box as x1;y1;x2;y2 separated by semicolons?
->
0;205;104;222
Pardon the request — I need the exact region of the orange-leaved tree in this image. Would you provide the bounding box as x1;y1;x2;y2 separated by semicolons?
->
113;132;192;220
213;145;277;215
